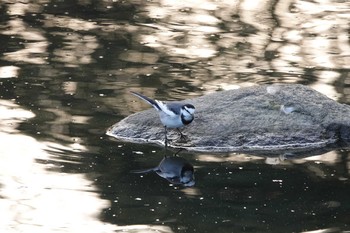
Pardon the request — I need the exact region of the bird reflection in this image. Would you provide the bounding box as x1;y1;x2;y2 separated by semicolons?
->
131;152;195;187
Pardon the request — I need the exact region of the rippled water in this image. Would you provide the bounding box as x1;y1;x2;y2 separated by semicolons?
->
0;0;349;233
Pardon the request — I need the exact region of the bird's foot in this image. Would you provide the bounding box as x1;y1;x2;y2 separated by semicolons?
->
175;129;189;143
175;134;189;143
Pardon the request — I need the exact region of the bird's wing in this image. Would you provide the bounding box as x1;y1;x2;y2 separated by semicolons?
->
165;103;182;115
130;91;161;111
155;100;177;117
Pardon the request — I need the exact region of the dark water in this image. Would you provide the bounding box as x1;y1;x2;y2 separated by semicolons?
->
0;0;349;232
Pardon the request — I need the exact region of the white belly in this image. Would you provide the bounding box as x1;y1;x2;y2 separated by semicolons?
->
159;112;183;128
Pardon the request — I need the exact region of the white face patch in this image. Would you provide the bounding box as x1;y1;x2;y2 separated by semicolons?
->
184;106;195;115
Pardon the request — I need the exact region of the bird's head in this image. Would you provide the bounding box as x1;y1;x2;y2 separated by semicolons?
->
182;104;195;116
180;163;195;187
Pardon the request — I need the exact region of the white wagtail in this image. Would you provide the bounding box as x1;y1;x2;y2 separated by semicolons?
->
131;156;195;187
131;91;195;146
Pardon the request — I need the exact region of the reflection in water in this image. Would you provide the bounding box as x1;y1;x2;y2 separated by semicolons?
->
132;153;195;187
0;66;20;78
0;100;173;233
1;0;348;103
0;0;350;232
139;0;350;99
0;100;116;232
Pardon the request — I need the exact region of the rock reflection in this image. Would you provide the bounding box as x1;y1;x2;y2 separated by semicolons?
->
132;153;195;187
197;149;350;180
0;0;349;231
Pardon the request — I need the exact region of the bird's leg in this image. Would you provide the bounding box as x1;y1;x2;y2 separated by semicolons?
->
164;126;168;157
176;128;184;138
174;148;184;156
164;126;168;148
176;128;188;141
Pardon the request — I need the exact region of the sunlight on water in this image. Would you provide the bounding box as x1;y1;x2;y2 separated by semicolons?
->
301;228;343;233
0;100;113;232
0;100;176;233
0;66;20;79
0;0;349;232
196;151;346;168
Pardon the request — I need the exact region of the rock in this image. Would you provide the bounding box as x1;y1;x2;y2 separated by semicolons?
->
106;84;350;152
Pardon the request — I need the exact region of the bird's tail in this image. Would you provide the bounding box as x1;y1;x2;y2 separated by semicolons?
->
130;91;161;111
130;167;157;174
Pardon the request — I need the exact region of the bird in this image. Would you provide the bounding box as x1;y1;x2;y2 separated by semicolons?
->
130;91;195;146
131;155;195;187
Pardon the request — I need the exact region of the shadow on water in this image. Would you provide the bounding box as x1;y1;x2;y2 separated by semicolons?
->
0;0;350;233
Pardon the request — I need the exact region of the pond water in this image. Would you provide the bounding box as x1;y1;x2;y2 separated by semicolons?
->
0;0;349;232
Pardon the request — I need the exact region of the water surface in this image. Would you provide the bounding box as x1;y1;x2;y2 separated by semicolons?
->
0;0;349;232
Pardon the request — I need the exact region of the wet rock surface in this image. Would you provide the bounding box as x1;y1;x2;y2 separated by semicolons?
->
107;84;350;152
